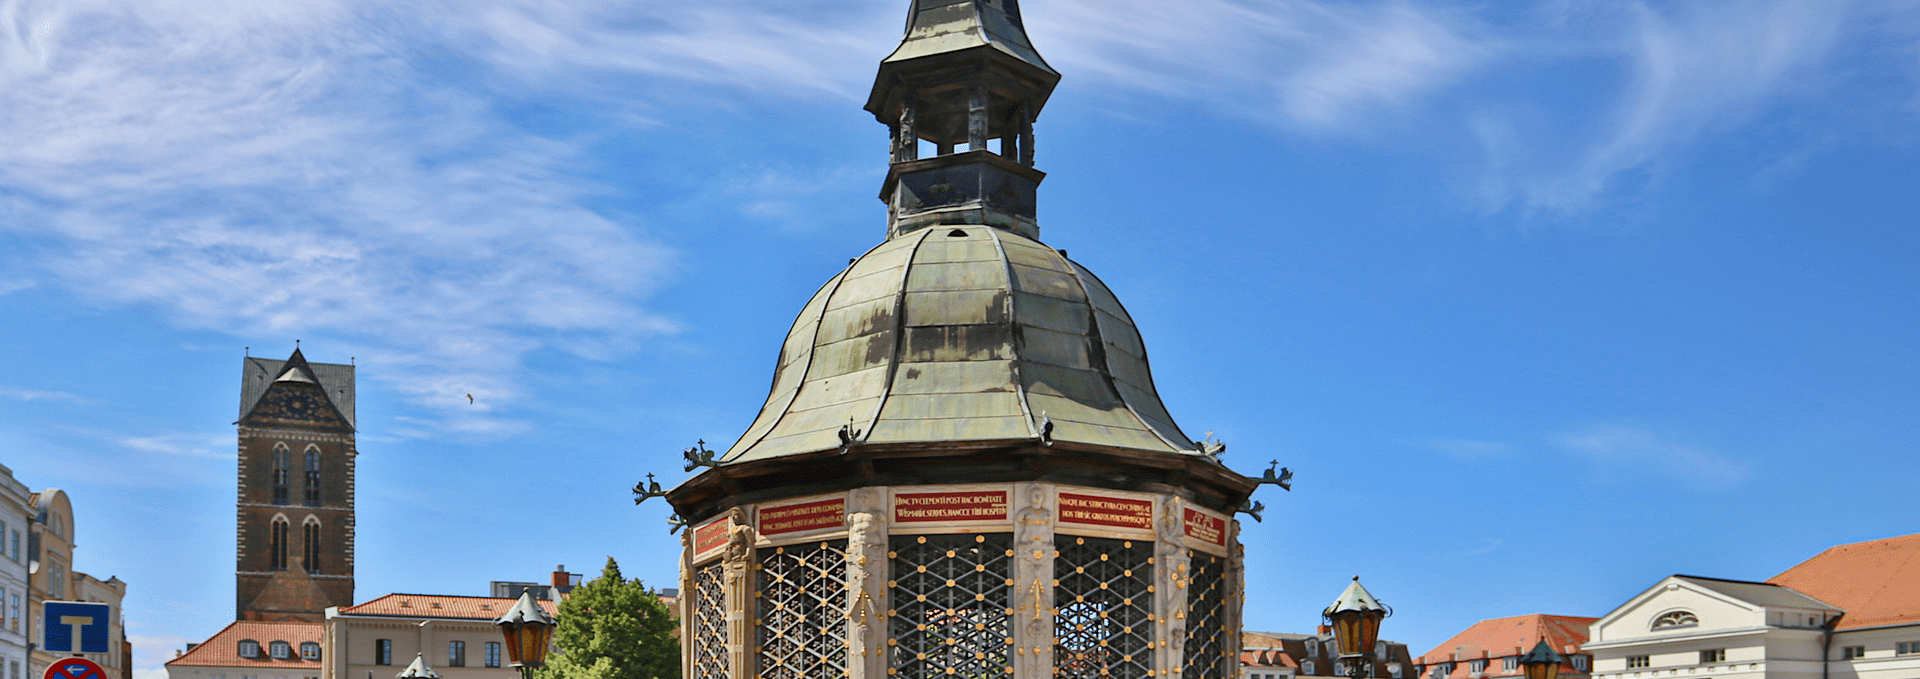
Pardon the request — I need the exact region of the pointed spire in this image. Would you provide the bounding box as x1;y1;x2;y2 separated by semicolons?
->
396;654;440;679
274;347;319;383
1325;576;1386;617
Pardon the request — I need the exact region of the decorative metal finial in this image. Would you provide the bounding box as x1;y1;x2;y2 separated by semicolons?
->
1238;498;1266;522
632;472;668;505
1258;461;1293;491
683;439;717;472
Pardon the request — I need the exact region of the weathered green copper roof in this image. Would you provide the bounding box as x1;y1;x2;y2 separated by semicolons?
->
721;225;1200;463
1324;577;1387;617
882;0;1056;76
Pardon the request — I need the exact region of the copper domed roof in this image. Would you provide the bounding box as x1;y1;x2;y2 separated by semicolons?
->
721;224;1201;464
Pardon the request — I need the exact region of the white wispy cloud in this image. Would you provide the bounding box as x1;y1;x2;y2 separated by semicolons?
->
1425;437;1514;458
1558;426;1750;486
119;433;234;460
1028;0;1492;130
0;386;86;402
1472;0;1860;214
0;0;680;433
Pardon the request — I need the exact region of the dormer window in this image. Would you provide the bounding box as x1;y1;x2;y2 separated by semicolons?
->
1470;660;1487;674
238;640;261;658
301;642;321;660
269;641;291;659
1651;610;1698;630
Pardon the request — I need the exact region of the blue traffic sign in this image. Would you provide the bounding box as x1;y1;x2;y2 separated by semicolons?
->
42;601;111;654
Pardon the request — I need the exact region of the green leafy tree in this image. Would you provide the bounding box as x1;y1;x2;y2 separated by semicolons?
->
537;557;679;679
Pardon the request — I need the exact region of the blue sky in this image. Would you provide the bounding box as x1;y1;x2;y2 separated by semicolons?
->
3;0;1918;676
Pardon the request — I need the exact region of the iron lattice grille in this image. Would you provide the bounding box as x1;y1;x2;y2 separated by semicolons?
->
757;540;850;679
693;560;729;679
889;533;1015;678
1054;535;1155;679
1182;552;1226;679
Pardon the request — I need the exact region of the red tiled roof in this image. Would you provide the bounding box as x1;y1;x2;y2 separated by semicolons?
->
1769;532;1920;630
1418;614;1597;669
167;621;322;668
340;594;560;620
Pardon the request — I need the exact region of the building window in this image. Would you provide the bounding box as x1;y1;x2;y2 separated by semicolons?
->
272;448;290;505
1841;646;1865;660
889;533;1014;679
302;521;321;573
239;640;261;658
757;540;848;678
1053;535;1153;679
1304;662;1316;675
1896;642;1920;656
1572;656;1588;671
375;640;392;665
9;530;17;560
485;642;501;668
10;592;20;631
1471;660;1487;674
49;562;67;598
1699;650;1724;664
1626;656;1649;669
1504;658;1518;671
1392;664;1405;678
304;449;321;506
269;641;291;659
449;641;466;667
270;518;290;571
1651;611;1698;631
301;642;321;660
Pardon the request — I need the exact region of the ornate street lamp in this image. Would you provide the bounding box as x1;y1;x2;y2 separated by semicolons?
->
1324;576;1392;678
395;654;440;679
1519;639;1565;679
495;590;556;679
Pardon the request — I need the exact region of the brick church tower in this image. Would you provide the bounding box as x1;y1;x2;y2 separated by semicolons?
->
234;348;356;621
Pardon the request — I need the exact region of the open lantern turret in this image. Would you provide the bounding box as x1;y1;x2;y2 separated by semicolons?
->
654;3;1284;679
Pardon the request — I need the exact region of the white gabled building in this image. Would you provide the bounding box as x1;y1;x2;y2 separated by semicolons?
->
1586;533;1920;679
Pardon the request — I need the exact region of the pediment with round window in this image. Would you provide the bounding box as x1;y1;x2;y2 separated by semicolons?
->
1651;610;1698;630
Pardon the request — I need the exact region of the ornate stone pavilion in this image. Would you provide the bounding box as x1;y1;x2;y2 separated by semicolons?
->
655;2;1277;678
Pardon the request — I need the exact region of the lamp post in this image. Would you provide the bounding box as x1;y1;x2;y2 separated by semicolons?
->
1324;576;1391;679
1518;639;1565;679
395;654;440;679
495;589;557;679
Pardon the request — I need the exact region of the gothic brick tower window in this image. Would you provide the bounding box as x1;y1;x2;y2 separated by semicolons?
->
272;447;290;506
303;448;321;506
303;518;321;572
270;517;289;571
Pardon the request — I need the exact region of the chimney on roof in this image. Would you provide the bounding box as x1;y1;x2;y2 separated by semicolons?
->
1318;625;1332;635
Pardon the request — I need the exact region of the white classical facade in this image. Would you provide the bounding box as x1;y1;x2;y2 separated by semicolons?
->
1587;534;1920;679
0;466;30;679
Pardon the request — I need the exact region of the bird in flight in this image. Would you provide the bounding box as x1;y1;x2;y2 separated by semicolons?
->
465;393;474;404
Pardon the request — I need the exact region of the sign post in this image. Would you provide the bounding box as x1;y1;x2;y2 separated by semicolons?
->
41;601;112;655
43;658;108;679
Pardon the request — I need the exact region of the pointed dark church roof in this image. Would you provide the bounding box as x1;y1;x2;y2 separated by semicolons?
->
240;348;356;426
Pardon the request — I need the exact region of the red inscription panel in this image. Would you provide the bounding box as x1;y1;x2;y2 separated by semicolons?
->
1058;492;1154;530
1183;507;1226;547
693;517;730;555
759;498;845;536
894;491;1009;522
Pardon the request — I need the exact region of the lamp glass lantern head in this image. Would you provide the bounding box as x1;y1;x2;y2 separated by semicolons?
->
495;590;557;670
1323;576;1391;660
1519;639;1565;679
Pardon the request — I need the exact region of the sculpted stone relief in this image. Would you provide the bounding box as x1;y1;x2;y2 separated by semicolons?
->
1157;496;1193;672
1012;483;1055;679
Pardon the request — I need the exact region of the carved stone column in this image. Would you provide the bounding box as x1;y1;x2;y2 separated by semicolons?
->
679;530;696;678
722;506;757;679
968;88;988;151
1017;104;1035;166
1157;497;1191;677
846;488;890;679
1224;520;1246;676
1012;482;1055;679
896;101;918;162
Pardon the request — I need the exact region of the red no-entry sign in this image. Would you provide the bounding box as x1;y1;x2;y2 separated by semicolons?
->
44;658;107;679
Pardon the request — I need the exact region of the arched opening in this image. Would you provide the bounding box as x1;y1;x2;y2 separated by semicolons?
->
303;516;321;573
270;516;290;570
271;445;290;506
303;446;322;506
